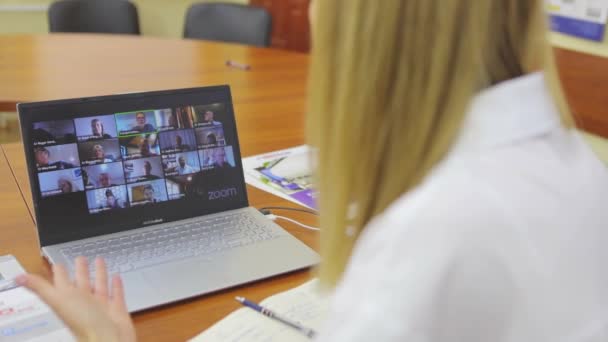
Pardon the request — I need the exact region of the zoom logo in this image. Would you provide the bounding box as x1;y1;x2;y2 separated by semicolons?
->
208;187;238;200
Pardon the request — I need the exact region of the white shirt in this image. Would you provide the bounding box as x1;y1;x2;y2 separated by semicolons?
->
177;164;196;175
319;73;608;342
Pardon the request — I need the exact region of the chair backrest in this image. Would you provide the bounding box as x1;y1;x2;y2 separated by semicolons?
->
49;0;140;35
184;3;272;47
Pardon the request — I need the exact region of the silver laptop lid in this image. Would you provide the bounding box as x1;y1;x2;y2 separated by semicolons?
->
18;86;249;247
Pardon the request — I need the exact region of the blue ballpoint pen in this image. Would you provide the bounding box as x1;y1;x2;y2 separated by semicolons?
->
0;280;20;293
235;296;318;339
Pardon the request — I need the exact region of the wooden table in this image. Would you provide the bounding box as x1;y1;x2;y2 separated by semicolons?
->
0;145;43;276
0;34;309;112
0;34;316;341
1;34;608;138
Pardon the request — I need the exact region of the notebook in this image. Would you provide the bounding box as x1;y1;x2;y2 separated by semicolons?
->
190;279;329;341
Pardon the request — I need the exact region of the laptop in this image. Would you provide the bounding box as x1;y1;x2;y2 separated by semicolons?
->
18;85;319;312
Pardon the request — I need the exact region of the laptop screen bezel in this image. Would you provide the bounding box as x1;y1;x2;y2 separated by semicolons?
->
18;85;250;247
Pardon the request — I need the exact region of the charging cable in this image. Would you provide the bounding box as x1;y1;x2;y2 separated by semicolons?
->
259;207;320;231
258;206;318;216
266;214;320;231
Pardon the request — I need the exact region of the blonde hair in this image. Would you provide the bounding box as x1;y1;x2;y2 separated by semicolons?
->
307;0;572;286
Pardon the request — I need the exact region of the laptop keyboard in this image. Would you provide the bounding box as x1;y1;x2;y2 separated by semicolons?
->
59;212;281;275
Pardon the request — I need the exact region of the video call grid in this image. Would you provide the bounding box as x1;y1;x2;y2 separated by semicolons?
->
31;104;236;213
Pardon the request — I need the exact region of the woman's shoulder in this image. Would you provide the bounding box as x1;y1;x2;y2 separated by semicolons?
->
341;163;512;293
362;160;507;249
324;166;519;341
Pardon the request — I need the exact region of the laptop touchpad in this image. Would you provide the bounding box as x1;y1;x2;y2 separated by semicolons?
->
121;271;164;312
140;256;221;301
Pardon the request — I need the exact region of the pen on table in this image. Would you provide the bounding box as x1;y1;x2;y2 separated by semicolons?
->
225;60;251;71
0;280;20;293
235;296;317;339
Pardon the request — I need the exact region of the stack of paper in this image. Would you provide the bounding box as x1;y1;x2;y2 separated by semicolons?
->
0;255;74;342
242;145;317;210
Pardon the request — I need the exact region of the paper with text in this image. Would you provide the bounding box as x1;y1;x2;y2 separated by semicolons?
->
0;255;75;341
242;145;317;210
190;279;329;342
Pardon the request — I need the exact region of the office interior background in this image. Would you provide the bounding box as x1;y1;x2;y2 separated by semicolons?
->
0;1;608;340
0;0;607;163
0;0;309;140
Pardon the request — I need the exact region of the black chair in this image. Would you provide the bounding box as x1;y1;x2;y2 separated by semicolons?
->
48;0;140;35
184;3;272;47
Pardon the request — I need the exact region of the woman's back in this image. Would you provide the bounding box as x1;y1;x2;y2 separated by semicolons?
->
319;73;608;341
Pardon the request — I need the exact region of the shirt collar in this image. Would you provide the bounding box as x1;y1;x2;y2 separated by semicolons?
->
452;72;562;153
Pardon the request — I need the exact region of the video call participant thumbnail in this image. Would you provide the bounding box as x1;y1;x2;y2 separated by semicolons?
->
127;179;168;206
166;174;204;200
162;151;201;176
161;106;196;131
195;126;226;149
156;108;195;131
123;157;163;183
192;103;225;128
199;146;235;170
119;134;160;160
75;115;118;141
34;144;80;172
86;185;128;214
38;168;83;198
32;119;76;146
78;139;121;166
158;129;196;154
82;162;125;190
116;111;158;136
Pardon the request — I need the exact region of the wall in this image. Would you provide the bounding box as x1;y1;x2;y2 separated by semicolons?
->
0;0;248;37
0;1;48;33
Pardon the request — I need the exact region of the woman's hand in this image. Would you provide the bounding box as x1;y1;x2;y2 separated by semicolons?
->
15;256;136;342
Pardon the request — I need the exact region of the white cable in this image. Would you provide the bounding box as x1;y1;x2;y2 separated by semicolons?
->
266;214;320;231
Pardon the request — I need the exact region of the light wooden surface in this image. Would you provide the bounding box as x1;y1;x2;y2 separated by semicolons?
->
0;144;46;278
0;34;316;341
0;35;606;138
0;34;309;111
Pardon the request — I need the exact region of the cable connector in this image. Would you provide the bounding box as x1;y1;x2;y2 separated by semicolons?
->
262;212;320;231
259;208;272;216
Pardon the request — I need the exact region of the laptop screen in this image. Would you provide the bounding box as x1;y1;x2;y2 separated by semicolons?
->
19;86;249;247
